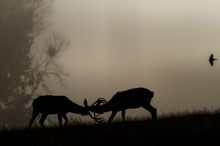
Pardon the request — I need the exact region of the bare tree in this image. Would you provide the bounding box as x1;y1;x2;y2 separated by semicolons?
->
28;33;69;98
0;0;54;128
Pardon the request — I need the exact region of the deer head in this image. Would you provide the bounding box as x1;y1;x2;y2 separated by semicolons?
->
84;98;107;123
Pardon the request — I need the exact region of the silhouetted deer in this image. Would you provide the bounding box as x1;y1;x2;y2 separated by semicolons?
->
28;95;100;128
85;87;157;124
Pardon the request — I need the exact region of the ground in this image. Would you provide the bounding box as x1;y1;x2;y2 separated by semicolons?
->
1;110;220;146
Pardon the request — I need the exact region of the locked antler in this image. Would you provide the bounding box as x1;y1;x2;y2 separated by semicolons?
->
90;97;107;123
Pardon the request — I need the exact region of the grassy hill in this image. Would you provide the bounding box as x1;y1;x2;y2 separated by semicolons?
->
1;110;220;146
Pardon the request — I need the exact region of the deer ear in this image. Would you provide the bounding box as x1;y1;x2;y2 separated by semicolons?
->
84;99;88;106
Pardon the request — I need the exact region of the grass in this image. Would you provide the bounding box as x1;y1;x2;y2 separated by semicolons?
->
1;110;220;146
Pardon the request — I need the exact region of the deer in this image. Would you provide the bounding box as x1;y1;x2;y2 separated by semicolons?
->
28;95;102;128
85;87;157;124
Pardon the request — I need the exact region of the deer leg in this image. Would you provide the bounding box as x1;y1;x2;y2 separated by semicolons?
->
28;111;38;128
39;113;48;128
143;105;157;120
58;114;63;127
63;114;68;126
121;109;126;122
108;111;117;124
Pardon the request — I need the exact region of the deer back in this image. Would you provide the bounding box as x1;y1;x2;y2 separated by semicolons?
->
33;95;86;114
108;87;154;108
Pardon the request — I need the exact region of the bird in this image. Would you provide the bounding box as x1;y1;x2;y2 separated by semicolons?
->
209;53;217;66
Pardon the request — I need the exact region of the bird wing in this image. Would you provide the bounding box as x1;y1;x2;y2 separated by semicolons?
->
210;61;214;66
209;54;214;66
209;54;213;60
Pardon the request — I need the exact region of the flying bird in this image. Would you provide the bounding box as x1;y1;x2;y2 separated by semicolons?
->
209;53;217;66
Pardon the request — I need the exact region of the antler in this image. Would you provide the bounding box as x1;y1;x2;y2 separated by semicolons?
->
90;97;107;123
88;112;104;123
92;97;107;106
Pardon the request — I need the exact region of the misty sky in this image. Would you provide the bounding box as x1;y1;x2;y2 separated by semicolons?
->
40;0;220;118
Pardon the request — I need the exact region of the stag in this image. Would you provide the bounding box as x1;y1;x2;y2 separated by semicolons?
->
28;95;101;128
86;87;157;124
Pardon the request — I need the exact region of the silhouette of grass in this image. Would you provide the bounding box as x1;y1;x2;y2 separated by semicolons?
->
1;109;220;146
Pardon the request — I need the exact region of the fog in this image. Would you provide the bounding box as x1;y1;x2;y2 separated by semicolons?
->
44;0;220;117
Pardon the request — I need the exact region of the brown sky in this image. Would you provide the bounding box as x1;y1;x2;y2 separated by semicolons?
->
40;0;220;118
